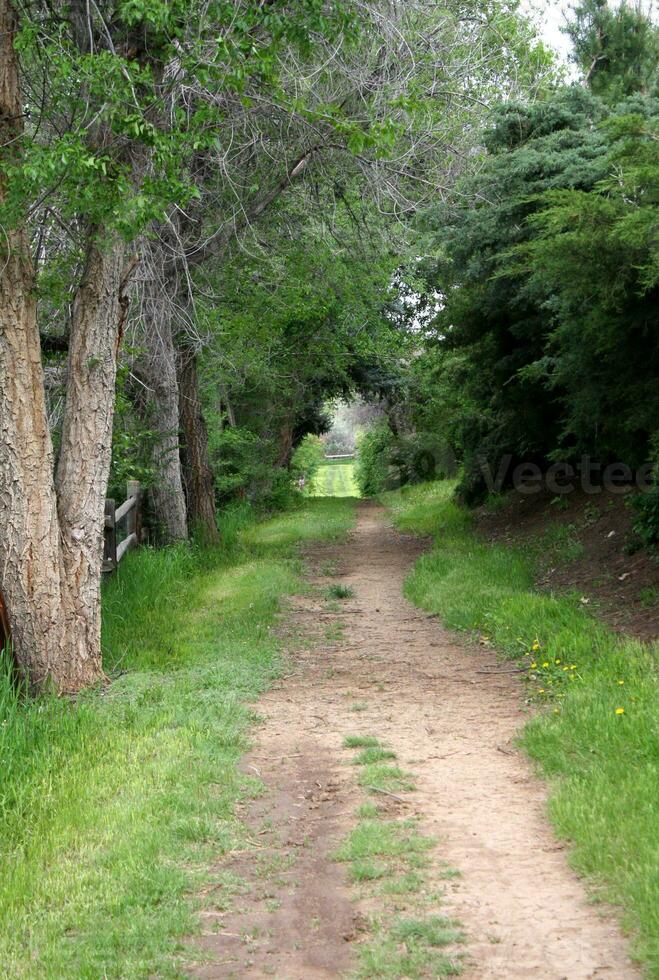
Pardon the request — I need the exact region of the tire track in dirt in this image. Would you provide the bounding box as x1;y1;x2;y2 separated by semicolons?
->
189;501;640;979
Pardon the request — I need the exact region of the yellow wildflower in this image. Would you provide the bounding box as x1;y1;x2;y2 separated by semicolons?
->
542;662;549;668
615;707;625;715
618;680;624;685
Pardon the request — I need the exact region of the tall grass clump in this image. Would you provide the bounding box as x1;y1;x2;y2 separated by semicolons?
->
386;481;659;975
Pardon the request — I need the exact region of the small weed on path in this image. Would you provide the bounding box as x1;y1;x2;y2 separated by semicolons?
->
344;735;381;749
326;584;356;600
358;763;415;795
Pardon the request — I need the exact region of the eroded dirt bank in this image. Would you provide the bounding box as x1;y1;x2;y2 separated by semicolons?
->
190;502;640;979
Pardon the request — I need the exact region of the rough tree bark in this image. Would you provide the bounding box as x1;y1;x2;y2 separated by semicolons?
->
178;351;219;544
136;271;188;542
54;230;128;686
0;2;131;690
275;421;295;469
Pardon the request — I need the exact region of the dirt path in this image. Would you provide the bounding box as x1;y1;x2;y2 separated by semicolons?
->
191;502;640;979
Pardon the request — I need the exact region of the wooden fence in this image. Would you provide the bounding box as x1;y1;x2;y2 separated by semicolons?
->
103;479;143;574
0;481;141;651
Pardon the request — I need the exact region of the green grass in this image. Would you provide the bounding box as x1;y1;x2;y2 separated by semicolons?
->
335;818;434;865
0;497;355;979
352;747;398;766
344;735;382;749
385;481;659;976
391;916;465;948
356;932;462;979
313;461;360;498
325;584;355;600
358;763;415;795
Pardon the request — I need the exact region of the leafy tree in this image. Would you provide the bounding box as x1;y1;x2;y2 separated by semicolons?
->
356;423;399;496
0;0;359;691
197;191;403;503
134;0;553;541
0;0;201;691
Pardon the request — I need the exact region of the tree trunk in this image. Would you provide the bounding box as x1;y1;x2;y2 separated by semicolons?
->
136;276;188;543
54;230;128;689
0;1;109;691
0;588;9;654
0;0;140;690
0;175;71;687
178;351;219;544
0;228;127;690
0;0;69;688
275;421;295;469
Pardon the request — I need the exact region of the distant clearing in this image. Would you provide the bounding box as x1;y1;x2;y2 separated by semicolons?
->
313;462;360;498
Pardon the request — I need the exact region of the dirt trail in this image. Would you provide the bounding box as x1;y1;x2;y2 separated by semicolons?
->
191;502;640;979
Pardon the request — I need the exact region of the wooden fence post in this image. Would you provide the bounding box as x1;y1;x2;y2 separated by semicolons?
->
103;499;117;573
126;480;142;543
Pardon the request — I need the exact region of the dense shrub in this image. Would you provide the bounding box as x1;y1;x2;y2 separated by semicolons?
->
355;423;398;496
356;424;451;497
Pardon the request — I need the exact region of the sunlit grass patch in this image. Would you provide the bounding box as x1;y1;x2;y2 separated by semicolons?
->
313;462;360;498
243;498;355;552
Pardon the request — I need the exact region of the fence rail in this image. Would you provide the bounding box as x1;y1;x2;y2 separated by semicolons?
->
324;453;356;461
103;480;143;574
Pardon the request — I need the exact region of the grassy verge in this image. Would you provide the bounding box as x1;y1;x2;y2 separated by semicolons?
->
0;498;355;979
385;481;658;977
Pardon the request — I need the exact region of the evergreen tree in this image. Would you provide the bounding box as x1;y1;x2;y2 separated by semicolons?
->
565;0;659;101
